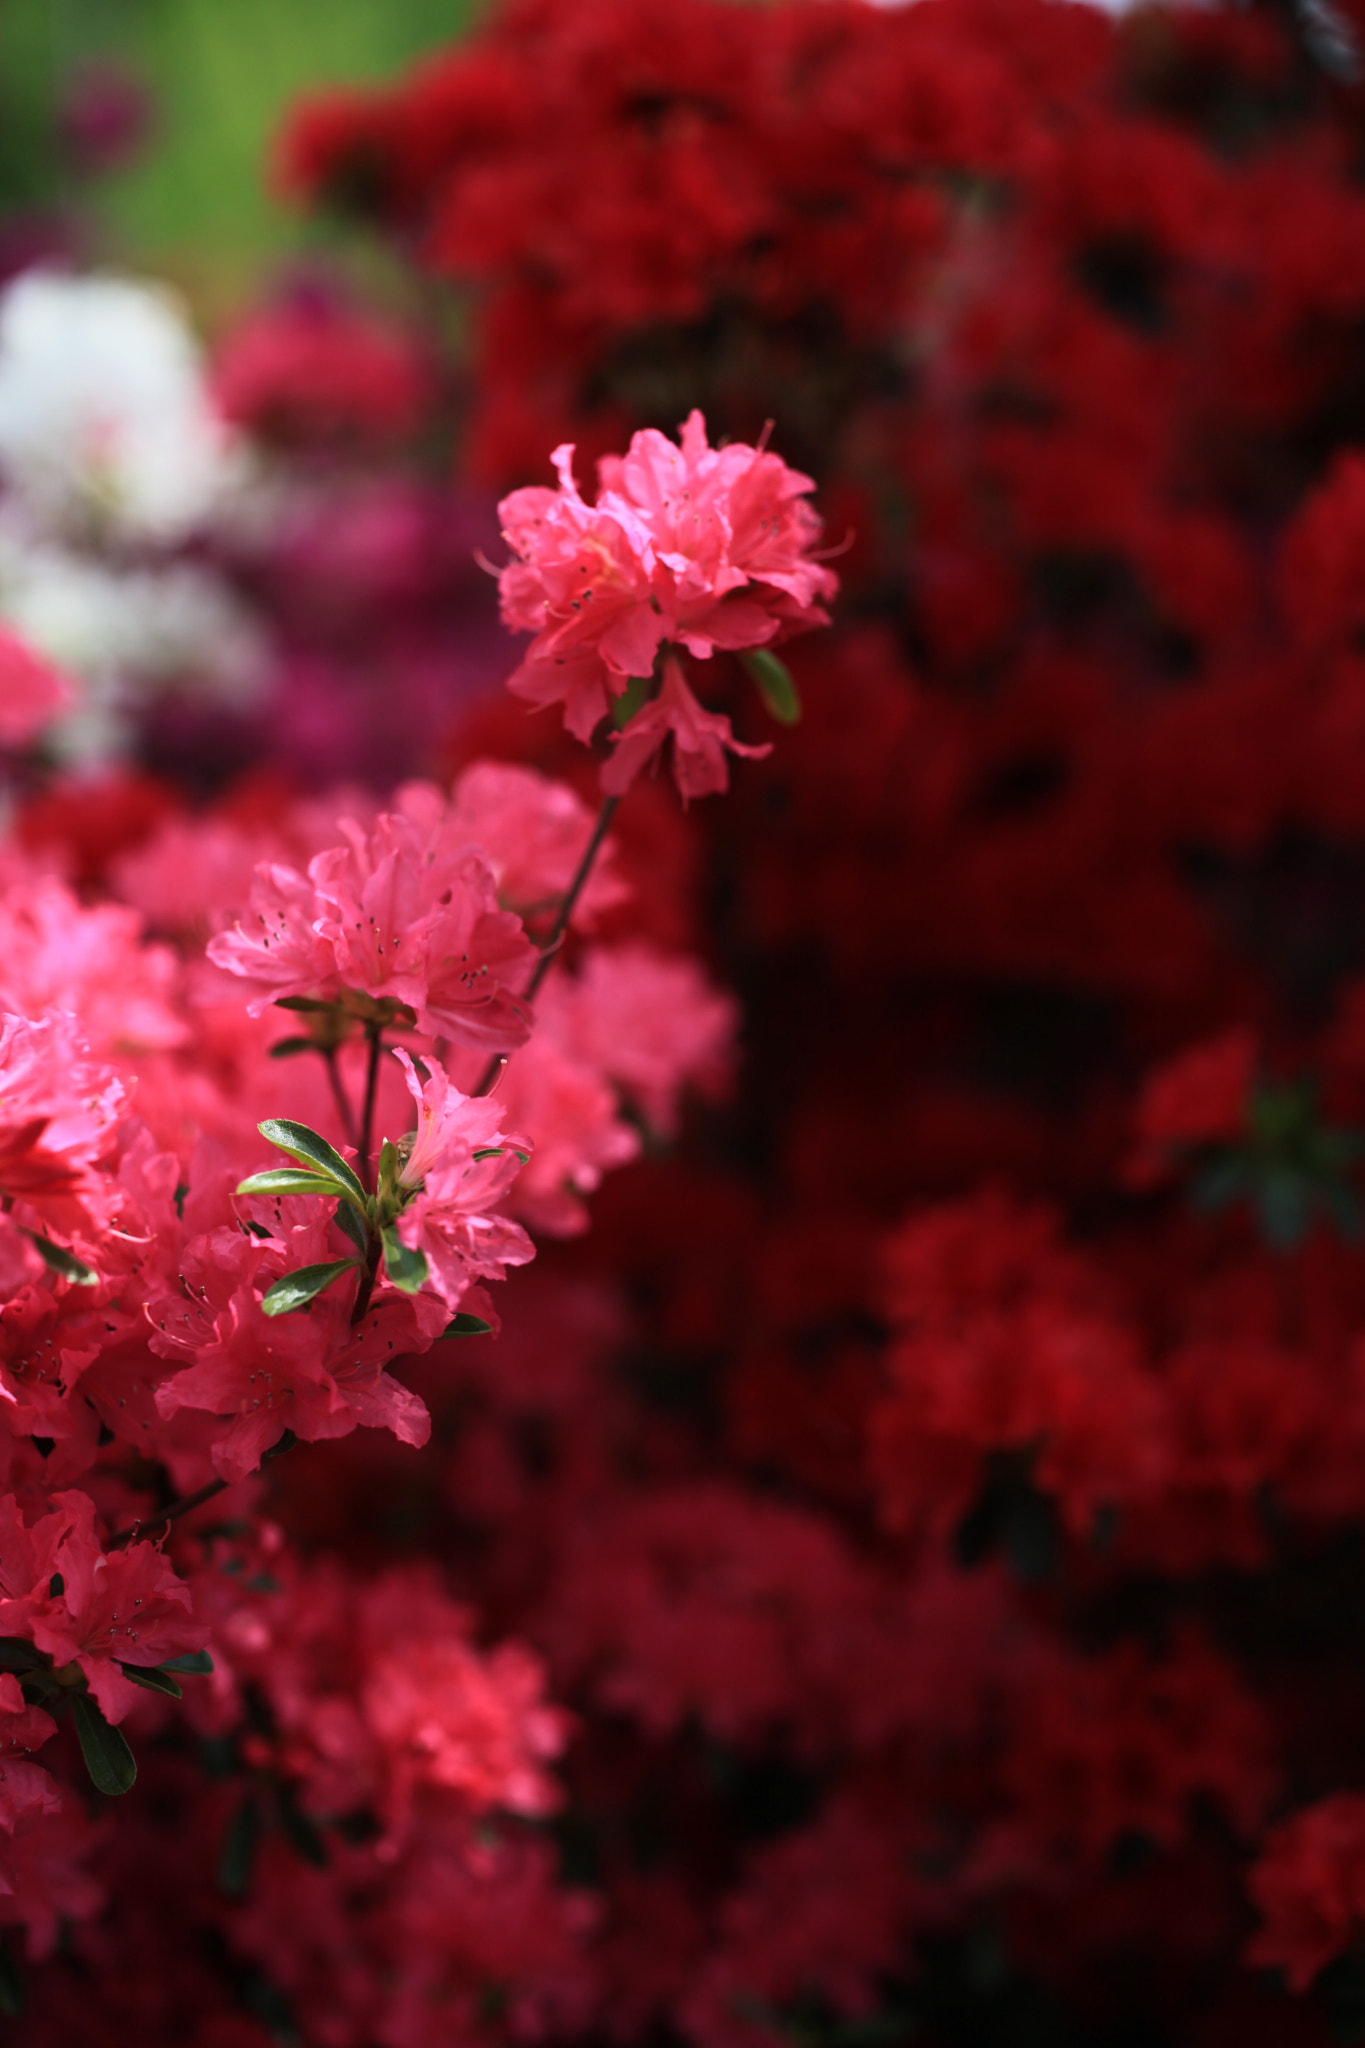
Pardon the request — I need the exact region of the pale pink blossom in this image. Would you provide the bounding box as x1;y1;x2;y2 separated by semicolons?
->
545;942;737;1137
448;761;628;930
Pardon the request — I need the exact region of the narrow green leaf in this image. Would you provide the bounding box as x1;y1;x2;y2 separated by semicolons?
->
24;1233;98;1286
72;1691;137;1796
118;1662;182;1699
159;1649;214;1675
440;1313;493;1339
257;1119;366;1207
219;1795;259;1898
472;1147;505;1161
267;1037;319;1060
236;1167;356;1202
380;1226;428;1294
335;1202;367;1256
272;995;337;1013
741;647;802;725
261;1260;358;1317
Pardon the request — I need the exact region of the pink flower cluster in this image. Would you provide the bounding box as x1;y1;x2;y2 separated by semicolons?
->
0;733;741;1971
498;411;837;797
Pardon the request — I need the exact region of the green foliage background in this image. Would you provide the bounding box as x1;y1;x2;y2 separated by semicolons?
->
0;0;478;322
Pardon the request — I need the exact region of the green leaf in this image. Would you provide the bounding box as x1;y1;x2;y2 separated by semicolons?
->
612;674;651;728
472;1147;505;1161
380;1225;428;1293
159;1649;214;1675
24;1233;98;1286
272;995;337;1013
71;1691;137;1796
261;1260;358;1317
219;1795;259;1898
335;1202;367;1256
741;647;802;725
118;1662;182;1699
257;1119;367;1207
236;1167;358;1202
440;1313;493;1339
267;1037;319;1060
377;1137;403;1191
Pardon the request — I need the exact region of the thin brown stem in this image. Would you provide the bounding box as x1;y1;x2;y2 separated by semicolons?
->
350;1228;382;1327
323;1046;359;1152
357;1028;384;1190
473;792;620;1096
106;1432;297;1551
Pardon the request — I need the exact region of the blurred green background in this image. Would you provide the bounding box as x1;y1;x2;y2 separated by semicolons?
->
0;0;479;322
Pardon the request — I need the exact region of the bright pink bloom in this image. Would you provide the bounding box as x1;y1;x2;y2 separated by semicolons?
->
149;1199;448;1478
0;1490;207;1723
498;411;836;790
0;878;186;1056
208;785;536;1050
0;1011;126;1286
0;629;71;748
601;654;770;802
393;1048;535;1312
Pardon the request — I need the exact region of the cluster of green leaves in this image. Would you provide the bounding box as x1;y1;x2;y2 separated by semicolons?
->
0;1634;213;1797
236;1117;493;1334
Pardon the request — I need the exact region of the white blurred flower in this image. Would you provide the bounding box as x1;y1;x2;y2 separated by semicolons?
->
0;528;267;765
0;270;240;543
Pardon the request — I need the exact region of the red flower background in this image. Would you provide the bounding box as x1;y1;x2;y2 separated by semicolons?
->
10;0;1365;2041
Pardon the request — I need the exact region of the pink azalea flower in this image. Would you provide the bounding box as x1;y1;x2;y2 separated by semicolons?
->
447;762;629;931
392;1049;535;1312
497;410;837;795
208;786;536;1050
0;1011;127;1283
480;1028;640;1239
543;941;737;1137
0;1490;207;1723
0;1676;59;1835
149;1202;448;1480
601;654;770;803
